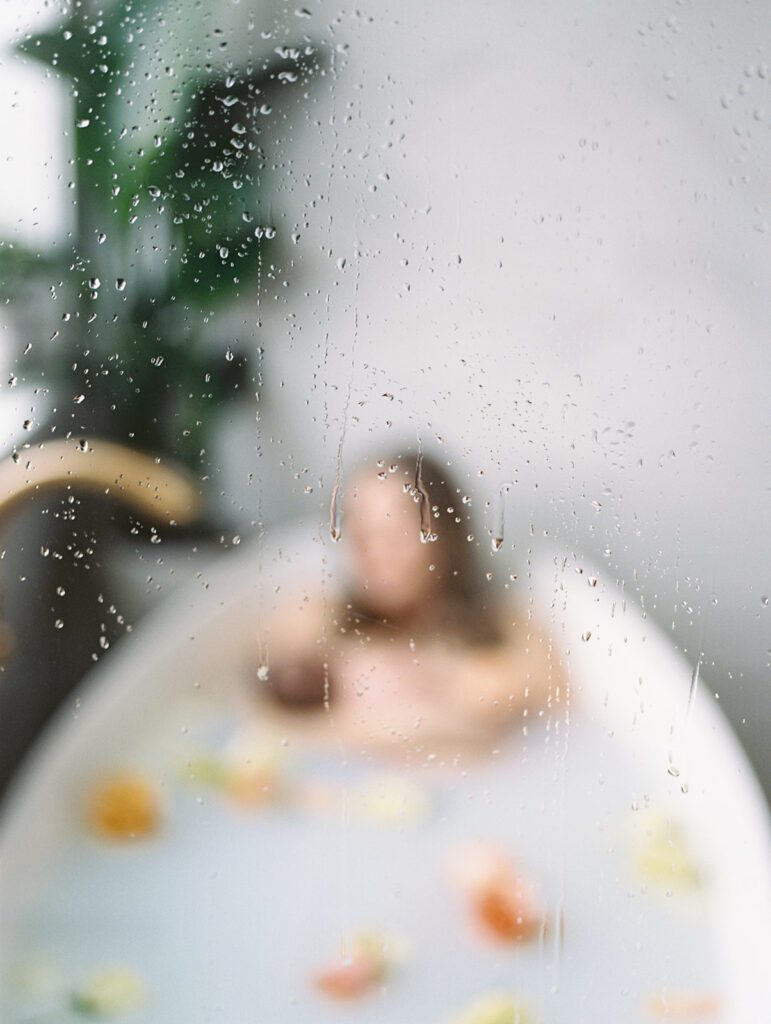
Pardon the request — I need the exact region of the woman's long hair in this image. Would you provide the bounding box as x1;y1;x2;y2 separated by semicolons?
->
335;449;501;645
265;449;502;710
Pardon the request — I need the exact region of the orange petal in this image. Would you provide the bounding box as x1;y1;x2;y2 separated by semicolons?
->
314;953;383;1000
86;773;160;841
474;881;542;943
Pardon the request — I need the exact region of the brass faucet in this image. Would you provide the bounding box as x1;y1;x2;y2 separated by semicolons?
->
0;438;202;663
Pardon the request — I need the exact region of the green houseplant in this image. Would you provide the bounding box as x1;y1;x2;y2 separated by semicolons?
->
2;0;319;473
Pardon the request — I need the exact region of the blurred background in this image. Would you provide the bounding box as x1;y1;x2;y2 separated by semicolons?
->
0;0;768;801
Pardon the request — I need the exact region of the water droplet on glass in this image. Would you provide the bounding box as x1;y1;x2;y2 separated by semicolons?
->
257;664;269;682
581;630;592;641
491;482;514;552
329;480;342;542
413;454;434;543
115;278;126;291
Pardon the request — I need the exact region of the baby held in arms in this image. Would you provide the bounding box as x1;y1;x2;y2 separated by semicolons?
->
252;452;560;757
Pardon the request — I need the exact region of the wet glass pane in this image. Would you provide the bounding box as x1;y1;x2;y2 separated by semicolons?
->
1;2;769;1022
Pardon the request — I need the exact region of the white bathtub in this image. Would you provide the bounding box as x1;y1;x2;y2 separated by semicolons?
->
1;535;769;1021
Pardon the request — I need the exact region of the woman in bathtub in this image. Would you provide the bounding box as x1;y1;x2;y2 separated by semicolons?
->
255;452;560;755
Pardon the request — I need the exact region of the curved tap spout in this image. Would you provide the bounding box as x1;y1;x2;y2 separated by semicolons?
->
0;438;203;669
0;439;202;527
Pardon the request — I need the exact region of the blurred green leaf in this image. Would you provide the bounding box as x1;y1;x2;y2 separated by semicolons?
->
0;242;57;297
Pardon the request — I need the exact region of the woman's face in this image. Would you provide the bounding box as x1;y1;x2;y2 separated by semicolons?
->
344;470;442;620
